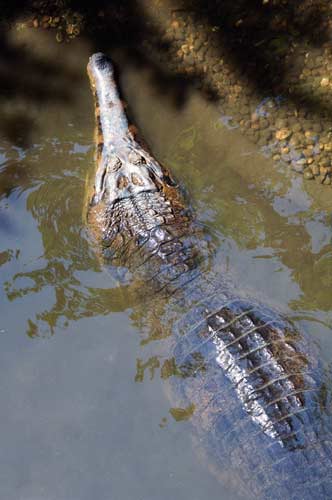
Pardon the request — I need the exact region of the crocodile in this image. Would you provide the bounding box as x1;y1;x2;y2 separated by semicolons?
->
86;52;332;499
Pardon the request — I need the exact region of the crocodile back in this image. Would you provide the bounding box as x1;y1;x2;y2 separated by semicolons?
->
166;282;332;499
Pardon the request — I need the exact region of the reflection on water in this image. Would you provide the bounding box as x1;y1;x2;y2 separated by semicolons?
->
0;27;332;500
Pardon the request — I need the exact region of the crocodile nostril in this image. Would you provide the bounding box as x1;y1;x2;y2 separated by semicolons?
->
128;151;146;165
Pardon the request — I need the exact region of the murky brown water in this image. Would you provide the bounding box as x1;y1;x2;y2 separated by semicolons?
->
0;27;332;500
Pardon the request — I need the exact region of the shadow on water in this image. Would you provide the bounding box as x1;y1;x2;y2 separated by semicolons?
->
0;1;83;147
1;0;332;144
72;0;332;121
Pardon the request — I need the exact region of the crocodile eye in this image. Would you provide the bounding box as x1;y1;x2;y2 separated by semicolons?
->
163;173;177;186
128;151;146;165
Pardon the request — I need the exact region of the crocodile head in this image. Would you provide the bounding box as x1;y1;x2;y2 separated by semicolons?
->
86;53;192;266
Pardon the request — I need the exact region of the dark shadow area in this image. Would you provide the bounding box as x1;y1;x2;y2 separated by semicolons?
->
0;0;83;146
73;0;332;114
0;0;332;146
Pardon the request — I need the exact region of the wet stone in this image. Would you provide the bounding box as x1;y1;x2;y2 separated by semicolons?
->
304;169;314;180
320;166;331;177
320;77;330;87
320;157;331;168
292;123;303;133
292;158;307;172
312;122;323;133
275;128;292;141
260;129;272;142
275;118;288;129
312;165;320;176
320;135;330;144
288;138;299;149
324;143;332;152
174;28;184;41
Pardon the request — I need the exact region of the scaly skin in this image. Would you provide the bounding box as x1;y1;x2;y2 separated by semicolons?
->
86;53;332;499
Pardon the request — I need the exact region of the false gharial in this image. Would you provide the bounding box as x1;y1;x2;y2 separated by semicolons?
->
85;52;332;499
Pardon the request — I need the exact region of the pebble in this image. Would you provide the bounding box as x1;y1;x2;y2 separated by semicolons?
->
292;158;307;172
305;130;316;139
292;123;302;133
275;118;288;128
56;31;63;43
275;128;292;141
312;165;320;176
304;169;314;180
320;157;330;167
320;77;330;87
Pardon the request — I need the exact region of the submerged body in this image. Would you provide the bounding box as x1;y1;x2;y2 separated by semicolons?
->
86;53;332;499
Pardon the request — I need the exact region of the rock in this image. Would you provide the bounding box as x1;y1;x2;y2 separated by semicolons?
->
193;38;202;51
312;164;320;176
320;77;330;87
312;122;322;133
275;118;288;129
305;130;316;138
275;128;292;141
292;158;307;172
320;157;330;168
320;166;330;176
260;129;272;141
259;118;269;129
289;136;300;147
292;123;303;133
174;29;184;41
304;169;314;180
320;135;330;144
56;31;63;43
303;147;313;156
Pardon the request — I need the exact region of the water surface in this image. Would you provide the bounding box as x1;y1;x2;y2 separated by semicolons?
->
0;27;331;500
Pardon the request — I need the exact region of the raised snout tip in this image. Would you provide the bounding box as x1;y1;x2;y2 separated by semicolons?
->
88;52;114;72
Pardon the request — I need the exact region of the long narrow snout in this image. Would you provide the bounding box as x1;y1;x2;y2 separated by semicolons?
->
87;52;129;144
